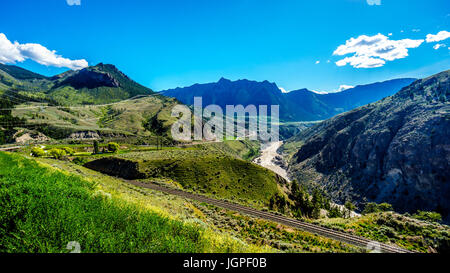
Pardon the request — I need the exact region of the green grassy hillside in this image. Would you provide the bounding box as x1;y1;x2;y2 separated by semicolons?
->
205;140;261;161
24;152;360;253
0;151;362;253
0;152;267;253
84;143;285;206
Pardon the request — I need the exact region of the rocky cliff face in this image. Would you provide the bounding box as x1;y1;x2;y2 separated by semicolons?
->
56;68;120;89
288;70;450;221
50;63;153;99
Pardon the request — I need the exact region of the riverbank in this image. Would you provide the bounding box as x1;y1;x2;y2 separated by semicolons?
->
253;141;290;182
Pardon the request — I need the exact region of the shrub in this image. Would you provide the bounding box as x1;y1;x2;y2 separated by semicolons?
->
73;157;88;165
0;130;5;145
344;201;356;211
363;203;378;214
379;226;396;238
107;142;120;153
412;211;442;223
61;147;75;155
363;202;394;215
31;147;46;157
378;203;393;212
48;148;66;159
328;205;343;218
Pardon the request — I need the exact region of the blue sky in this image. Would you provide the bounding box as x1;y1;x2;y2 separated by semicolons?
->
0;0;449;92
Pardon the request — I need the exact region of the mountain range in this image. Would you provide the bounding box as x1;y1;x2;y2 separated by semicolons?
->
1;62;416;123
287;70;450;222
160;77;416;121
0;63;153;105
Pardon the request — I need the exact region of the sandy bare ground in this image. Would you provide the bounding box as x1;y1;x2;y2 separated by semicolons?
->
253;141;360;217
253;141;290;182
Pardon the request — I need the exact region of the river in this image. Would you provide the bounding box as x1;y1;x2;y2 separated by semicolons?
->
253;141;290;182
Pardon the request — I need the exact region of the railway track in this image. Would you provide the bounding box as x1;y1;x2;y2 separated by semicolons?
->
127;180;415;253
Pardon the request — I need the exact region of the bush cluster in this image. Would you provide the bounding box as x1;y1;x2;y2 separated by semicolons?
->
362;202;393;214
31;147;46;157
48;148;67;159
107;142;120;153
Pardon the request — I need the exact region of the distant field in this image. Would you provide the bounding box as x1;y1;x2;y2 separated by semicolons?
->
10;95;180;140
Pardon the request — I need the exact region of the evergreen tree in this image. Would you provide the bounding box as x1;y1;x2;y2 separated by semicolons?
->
93;140;99;154
344;201;356;218
290;180;299;198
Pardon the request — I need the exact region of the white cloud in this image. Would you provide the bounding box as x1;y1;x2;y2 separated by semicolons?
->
315;60;320;64
433;43;446;50
337;85;355;91
66;0;81;6
0;33;24;64
367;0;381;5
388;33;393;36
333;33;423;68
412;29;421;32
336;56;385;68
426;31;450;43
0;33;88;70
